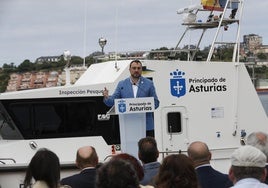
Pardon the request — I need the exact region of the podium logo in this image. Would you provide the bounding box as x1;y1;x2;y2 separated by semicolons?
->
170;69;186;98
118;100;126;113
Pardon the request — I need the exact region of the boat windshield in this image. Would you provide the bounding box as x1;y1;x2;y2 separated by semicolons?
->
0;97;120;144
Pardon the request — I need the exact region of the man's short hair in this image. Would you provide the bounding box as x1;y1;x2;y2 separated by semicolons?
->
187;141;211;164
246;132;268;158
76;146;98;169
129;59;142;68
231;166;265;181
138;137;159;163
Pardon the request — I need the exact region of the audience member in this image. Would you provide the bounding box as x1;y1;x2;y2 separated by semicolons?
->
23;148;69;188
111;153;154;188
60;146;98;188
112;153;144;181
138;137;160;186
229;145;268;187
155;154;198;188
187;141;233;188
246;131;268;184
96;159;140;188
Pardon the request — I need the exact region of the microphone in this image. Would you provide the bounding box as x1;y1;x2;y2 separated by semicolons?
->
133;81;143;85
133;80;146;95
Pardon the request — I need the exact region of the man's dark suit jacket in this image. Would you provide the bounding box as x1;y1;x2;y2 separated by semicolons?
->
196;165;233;188
60;168;96;188
265;165;268;184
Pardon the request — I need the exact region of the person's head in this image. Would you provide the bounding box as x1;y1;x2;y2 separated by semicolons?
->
96;159;140;188
76;146;98;169
112;153;144;181
187;141;211;167
138;137;159;164
24;148;60;188
155;154;198;188
129;59;142;79
229;145;267;184
246;131;268;160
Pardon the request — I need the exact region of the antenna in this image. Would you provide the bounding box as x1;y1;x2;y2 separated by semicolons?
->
63;50;71;86
114;0;120;72
82;0;88;69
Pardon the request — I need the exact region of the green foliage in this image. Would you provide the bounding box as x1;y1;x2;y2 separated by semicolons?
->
71;56;83;65
2;63;17;74
17;60;34;72
85;56;95;66
211;46;233;62
0;72;10;92
257;53;267;60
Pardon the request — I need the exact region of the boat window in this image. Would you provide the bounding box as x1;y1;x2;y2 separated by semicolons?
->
11;104;31;131
167;112;182;133
0;104;23;139
0;111;8;129
1;97;120;145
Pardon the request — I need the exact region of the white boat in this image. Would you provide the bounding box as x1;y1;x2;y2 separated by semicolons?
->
1;0;267;187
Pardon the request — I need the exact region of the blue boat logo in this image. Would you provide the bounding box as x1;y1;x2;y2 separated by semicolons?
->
118;100;126;113
170;69;186;97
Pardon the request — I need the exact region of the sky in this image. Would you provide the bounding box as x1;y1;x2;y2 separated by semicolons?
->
0;0;267;67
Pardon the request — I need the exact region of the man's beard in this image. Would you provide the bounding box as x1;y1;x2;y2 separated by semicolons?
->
132;73;141;78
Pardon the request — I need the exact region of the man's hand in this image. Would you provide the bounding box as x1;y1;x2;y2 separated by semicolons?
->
103;87;109;99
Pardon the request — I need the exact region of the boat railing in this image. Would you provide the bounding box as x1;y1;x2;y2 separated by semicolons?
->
182;18;239;29
159;147;238;161
170;0;243;62
92;48;201;63
101;146;238;162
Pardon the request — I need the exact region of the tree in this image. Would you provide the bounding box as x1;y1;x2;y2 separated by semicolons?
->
70;56;83;65
17;60;34;72
0;72;10;92
257;53;267;60
2;63;17;73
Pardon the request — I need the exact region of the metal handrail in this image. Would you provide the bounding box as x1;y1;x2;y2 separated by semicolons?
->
159;147;238;160
0;158;16;165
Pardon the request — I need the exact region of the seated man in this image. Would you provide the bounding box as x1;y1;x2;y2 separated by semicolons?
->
96;159;140;188
61;146;98;188
229;145;268;188
187;141;232;188
246;131;268;184
138;137;160;186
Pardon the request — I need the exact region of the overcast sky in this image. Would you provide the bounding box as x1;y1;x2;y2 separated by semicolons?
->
0;0;267;66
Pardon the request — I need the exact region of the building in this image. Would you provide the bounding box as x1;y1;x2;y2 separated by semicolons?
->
5;67;86;92
6;73;22;92
35;56;61;64
255;45;268;54
243;34;263;53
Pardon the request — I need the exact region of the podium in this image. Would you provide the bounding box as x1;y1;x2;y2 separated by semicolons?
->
111;97;154;157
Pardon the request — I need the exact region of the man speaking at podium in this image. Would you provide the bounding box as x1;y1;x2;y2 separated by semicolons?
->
103;59;159;137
